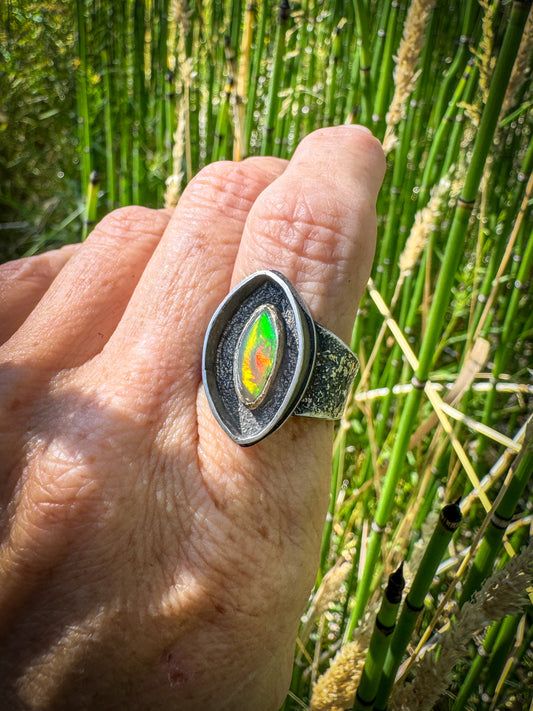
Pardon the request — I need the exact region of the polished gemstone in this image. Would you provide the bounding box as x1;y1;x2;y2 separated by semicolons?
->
234;305;282;408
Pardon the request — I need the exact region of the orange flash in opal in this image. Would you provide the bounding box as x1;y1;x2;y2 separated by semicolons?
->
234;306;282;408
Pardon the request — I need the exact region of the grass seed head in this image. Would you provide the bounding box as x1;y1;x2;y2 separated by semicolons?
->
389;539;533;711
164;96;187;208
383;0;436;153
309;619;373;711
300;556;352;646
477;0;497;104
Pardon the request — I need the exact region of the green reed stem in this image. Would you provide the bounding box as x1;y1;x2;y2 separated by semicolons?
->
374;502;462;710
102;48;116;210
319;432;345;581
418;59;474;206
441;62;479;176
230;0;242;54
156;1;169;174
132;0;146;203
459;430;533;607
477;225;533;454
165;69;175;166
483;613;521;700
353;0;372;126
212;81;232;162
353;564;405;710
345;39;361;125
118;1;132;205
428;0;478;132
324;23;343;127
372;0;401;134
273;59;292;157
82;170;99;241
75;0;91;200
470;137;533;346
262;1;290;155
245;1;267;154
451;618;504;711
459;3;530;203
386;9;439;286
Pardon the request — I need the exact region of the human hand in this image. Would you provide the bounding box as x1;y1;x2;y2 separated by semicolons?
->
0;126;385;710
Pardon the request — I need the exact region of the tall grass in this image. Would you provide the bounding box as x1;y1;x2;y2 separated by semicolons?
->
2;0;533;708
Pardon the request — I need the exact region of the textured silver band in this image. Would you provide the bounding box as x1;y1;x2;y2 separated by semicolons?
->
293;322;359;419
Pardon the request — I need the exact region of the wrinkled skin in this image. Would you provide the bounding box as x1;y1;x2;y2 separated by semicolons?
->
0;127;385;710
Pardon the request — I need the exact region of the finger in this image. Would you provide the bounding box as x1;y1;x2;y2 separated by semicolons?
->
195;127;385;579
98;157;287;402
0;245;78;344
232;126;386;343
2;208;170;370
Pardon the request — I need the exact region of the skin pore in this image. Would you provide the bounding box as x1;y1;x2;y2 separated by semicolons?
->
0;127;385;710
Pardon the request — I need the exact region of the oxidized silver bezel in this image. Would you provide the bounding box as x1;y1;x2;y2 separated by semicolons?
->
202;270;316;446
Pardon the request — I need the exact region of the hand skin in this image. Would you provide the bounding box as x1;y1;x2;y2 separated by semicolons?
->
0;127;385;710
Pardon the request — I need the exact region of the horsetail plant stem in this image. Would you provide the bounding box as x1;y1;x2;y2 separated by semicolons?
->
353;0;373;127
234;0;254;161
374;501;463;710
428;0;479;132
75;0;91;202
371;0;401;133
352;563;405;711
82;170;99;241
212;80;233;162
441;61;480;176
318;432;346;582
156;0;170;166
245;0;267;153
483;613;523;700
132;0;146;204
324;22;343;127
471;149;533;343
451;617;505;711
261;1;290;155
230;0;242;57
102;48;116;210
117;0;132;206
418;59;474;207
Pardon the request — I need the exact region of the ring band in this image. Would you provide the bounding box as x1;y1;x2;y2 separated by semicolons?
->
202;270;359;446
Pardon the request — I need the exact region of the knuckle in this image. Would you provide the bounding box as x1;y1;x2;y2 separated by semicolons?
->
3;452;103;574
27;448;103;528
182;160;271;222
0;254;56;288
86;206;168;248
250;185;354;255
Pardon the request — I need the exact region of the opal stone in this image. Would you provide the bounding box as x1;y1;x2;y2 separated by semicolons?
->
234;305;282;408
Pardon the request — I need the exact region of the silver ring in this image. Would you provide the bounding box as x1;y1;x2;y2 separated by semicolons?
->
202;270;359;446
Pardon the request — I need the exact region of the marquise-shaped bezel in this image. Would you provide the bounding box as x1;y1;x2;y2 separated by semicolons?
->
202;271;316;446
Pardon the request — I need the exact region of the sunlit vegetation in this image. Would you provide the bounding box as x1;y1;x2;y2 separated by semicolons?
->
1;1;532;708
